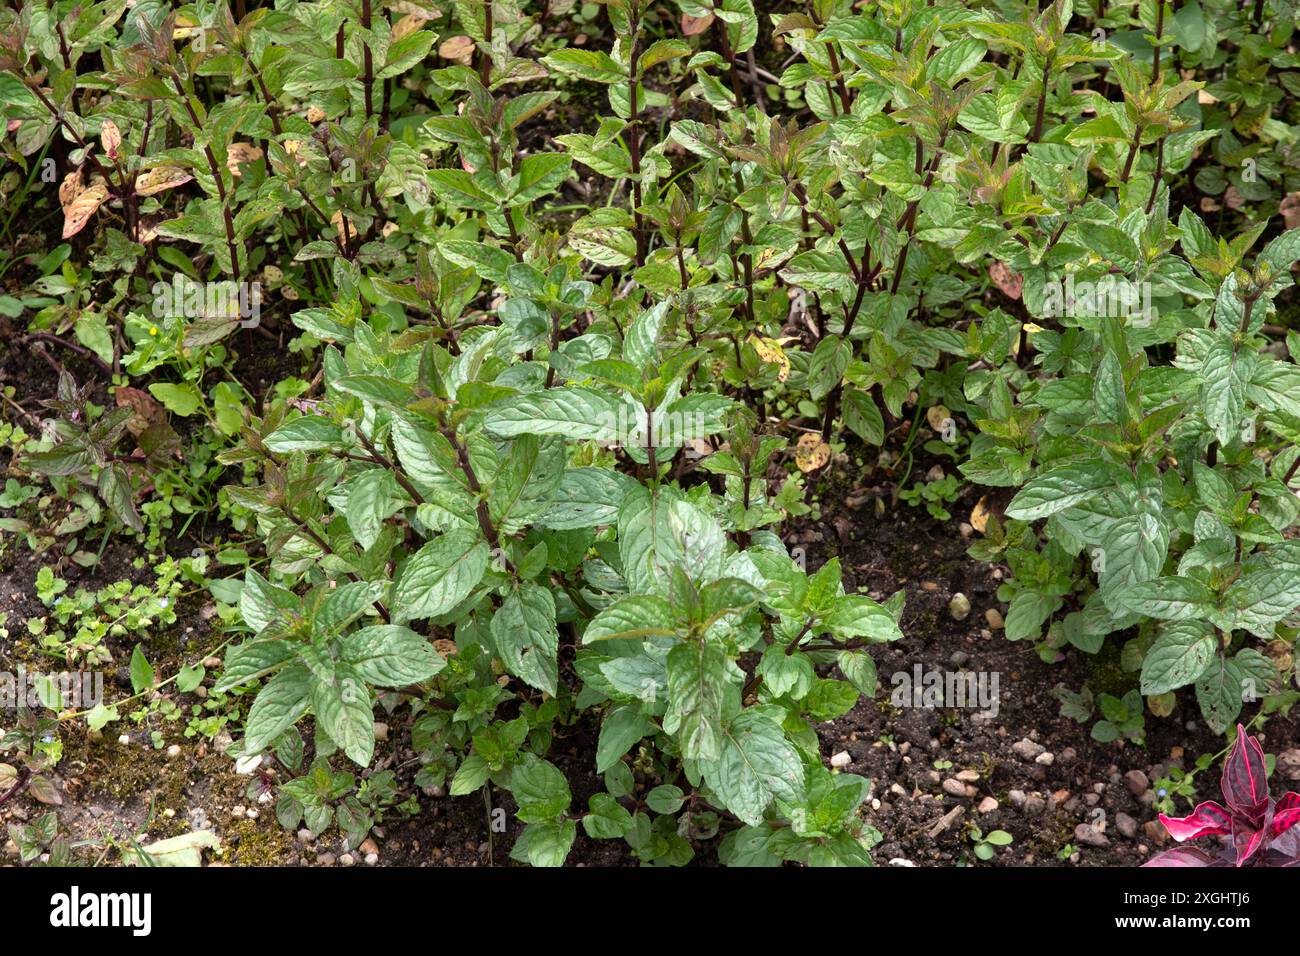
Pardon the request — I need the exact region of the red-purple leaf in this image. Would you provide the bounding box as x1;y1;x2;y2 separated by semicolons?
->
1142;846;1217;867
1270;792;1300;839
1158;800;1232;842
1221;724;1269;823
1231;819;1268;866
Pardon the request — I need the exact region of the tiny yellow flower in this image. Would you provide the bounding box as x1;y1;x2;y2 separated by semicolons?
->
149;326;159;336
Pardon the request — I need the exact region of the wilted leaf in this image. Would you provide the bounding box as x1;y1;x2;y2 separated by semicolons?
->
226;142;264;176
926;405;951;431
331;210;357;243
681;13;714;35
100;119;122;159
125;830;220;867
751;336;790;382
794;432;831;472
1282;192;1300;230
58;167;84;209
135;165;194;197
439;36;475;64
62;180;108;239
27;775;62;805
115;386;166;437
392;13;429;42
988;261;1023;300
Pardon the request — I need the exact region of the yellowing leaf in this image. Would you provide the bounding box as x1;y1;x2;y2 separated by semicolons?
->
926;404;951;431
795;432;831;473
392;13;429;42
135;165;194;197
439;35;475;64
62;181;108;238
100;119;122;159
970;495;990;534
988;261;1023;300
331;210;356;243
750;335;790;382
226;142;263;176
282;139;310;167
58;167;84;210
681;13;714;35
136;214;162;243
1281;192;1300;230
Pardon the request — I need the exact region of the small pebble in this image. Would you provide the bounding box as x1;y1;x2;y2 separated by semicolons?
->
1124;769;1150;796
1074;823;1109;848
1012;738;1045;761
942;778;968;797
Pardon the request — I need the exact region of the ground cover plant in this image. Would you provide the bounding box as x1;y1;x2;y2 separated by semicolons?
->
1;0;1299;869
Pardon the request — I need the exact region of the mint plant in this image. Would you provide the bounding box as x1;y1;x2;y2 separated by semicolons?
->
214;296;901;863
3;0;1299;871
968;217;1300;732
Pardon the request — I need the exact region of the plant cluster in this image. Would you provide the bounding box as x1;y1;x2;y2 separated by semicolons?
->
2;0;1299;866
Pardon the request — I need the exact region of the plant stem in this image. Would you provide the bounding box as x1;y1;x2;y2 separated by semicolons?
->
825;41;852;114
23;332;112;375
1284;451;1300;486
281;503;392;621
1119;123;1144;183
628;23;645;266
891;128;949;296
1030;52;1054;143
356;430;425;505
479;1;494;87
1145;136;1165;213
733;170;755;323
171;76;242;279
0;765;32;810
442;425;514;572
